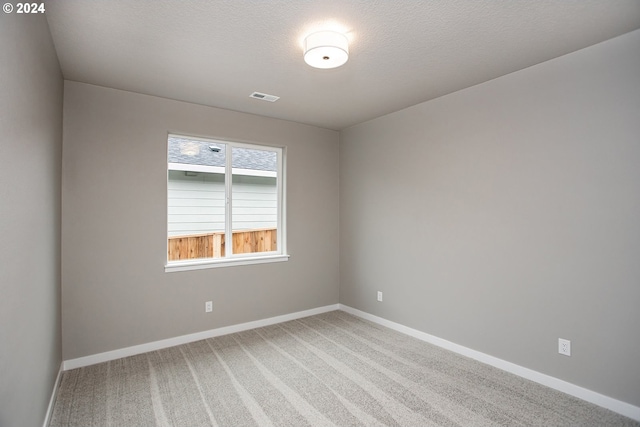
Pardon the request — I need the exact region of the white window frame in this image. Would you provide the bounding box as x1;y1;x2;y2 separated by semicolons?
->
165;134;288;272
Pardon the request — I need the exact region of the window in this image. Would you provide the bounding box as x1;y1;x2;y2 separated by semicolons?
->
165;135;287;271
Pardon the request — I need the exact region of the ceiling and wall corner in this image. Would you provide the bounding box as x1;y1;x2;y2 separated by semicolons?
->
44;0;640;130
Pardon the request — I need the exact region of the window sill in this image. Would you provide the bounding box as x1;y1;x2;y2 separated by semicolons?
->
165;254;290;272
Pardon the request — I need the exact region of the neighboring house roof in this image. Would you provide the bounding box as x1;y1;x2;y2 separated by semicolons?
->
168;136;277;172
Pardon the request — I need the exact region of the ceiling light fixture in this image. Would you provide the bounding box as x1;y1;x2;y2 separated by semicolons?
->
303;30;349;69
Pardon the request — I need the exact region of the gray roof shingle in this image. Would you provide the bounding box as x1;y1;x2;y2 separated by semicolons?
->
168;136;277;172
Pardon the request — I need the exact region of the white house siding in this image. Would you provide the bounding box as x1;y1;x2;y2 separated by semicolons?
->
168;170;277;237
232;174;278;231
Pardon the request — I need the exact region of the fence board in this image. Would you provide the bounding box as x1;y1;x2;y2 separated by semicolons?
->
168;228;276;261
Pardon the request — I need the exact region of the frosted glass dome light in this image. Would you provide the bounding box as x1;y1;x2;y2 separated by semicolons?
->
303;31;349;69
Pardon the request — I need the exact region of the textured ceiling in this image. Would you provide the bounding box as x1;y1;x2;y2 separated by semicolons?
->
45;1;640;130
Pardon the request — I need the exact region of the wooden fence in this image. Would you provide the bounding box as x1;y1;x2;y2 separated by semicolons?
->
168;228;277;261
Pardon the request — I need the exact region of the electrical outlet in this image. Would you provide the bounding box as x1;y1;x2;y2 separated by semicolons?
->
558;338;571;356
205;301;213;313
377;291;383;302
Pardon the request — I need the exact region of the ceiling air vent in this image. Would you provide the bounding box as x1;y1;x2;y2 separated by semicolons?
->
250;92;280;102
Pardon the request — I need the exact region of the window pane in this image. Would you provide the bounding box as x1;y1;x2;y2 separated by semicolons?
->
231;146;278;255
167;137;226;260
167;134;285;267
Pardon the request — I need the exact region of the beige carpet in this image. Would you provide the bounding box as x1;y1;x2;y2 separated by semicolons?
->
50;310;638;426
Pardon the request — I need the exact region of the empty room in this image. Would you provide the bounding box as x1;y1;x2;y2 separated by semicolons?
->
1;1;639;426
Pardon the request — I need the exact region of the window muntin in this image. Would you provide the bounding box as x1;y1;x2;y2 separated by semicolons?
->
167;135;284;267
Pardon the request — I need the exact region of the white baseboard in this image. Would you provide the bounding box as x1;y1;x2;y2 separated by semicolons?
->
63;304;339;371
339;304;640;422
42;362;63;427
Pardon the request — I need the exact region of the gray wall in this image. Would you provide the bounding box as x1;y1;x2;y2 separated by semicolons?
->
0;13;63;427
340;29;640;406
62;81;340;360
